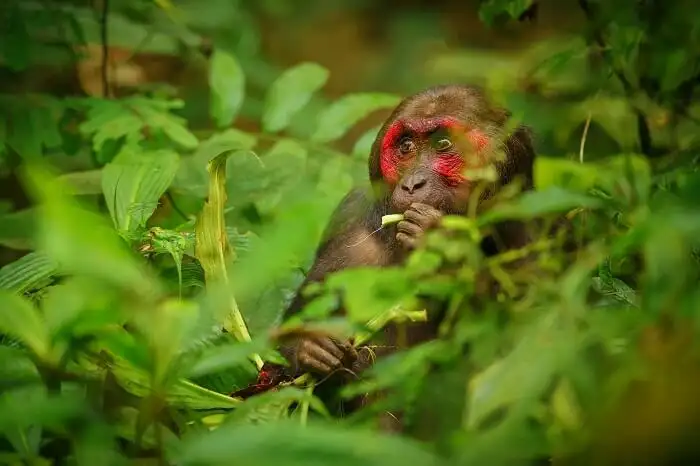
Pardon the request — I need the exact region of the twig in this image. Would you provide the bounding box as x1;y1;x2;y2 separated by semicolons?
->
579;112;592;164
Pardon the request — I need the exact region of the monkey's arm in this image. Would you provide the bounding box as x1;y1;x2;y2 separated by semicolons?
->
276;187;391;376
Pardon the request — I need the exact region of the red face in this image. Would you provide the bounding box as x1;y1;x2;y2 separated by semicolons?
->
379;116;489;187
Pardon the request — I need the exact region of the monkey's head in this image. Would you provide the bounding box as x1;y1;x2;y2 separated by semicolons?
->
369;84;535;215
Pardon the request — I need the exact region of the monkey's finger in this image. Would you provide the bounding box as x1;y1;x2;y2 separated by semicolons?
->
336;339;359;364
409;202;443;217
303;341;343;370
316;336;345;360
396;219;422;238
396;232;417;250
298;352;333;374
404;206;441;229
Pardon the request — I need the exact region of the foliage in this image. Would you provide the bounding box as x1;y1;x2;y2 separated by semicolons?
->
1;0;700;465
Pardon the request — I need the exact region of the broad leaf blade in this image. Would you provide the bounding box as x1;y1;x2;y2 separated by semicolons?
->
22;164;160;298
0;252;57;293
102;148;180;234
194;152;261;367
173;419;438;466
311;93;400;143
209;49;245;128
262;62;329;133
0;291;49;358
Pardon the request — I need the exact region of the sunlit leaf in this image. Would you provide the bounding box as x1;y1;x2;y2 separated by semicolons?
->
256;139;308;214
21;164;160;298
480;186;605;223
209;48;245;128
0;291;49;358
102;148;180;234
173;419;438;466
311;93;400;143
186;339;267;378
0;251;57;294
352;125;380;159
194;151;262;368
262;62;330;133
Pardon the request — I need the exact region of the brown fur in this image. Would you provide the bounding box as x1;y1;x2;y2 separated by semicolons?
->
272;84;537;430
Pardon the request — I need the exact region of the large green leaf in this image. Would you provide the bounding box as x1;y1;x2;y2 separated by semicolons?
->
255;139;308;214
194;151;262;368
479;186;605;224
0;291;49;358
0;251;58;294
101;148;180;234
21;164;160;298
172;419;439;466
311;93;400;143
262;62;330;133
209;48;245;128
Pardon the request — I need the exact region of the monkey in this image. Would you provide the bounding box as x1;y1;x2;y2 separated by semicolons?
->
248;84;538;430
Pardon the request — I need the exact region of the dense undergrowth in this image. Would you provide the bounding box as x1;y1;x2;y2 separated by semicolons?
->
1;0;700;465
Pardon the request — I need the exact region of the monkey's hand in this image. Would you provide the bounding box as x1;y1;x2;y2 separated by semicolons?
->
396;202;443;250
288;335;359;377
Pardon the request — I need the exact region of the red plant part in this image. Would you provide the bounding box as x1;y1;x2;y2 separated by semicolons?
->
229;362;292;399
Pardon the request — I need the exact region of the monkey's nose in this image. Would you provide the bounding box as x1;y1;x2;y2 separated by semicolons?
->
401;174;427;194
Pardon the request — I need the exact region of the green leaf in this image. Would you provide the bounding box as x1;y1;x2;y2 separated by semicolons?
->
209;48;245;128
80;354;240;410
173;419;438;466
479;0;534;25
0;291;49;358
468;313;578;428
175;129;258;199
101;148;180;234
21;164;160;298
311;93;400;143
194;151;262;368
0;251;58;294
480;186;605;223
262;62;330;133
186;339;268;378
227;386;329;424
352;125;380;159
256;139;308;214
0;208;36;250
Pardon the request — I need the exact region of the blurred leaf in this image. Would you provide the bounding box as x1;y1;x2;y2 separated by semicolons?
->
325;267;415;324
41;278;123;341
256;139;308;214
186;339;267;379
0;291;49;358
468;313;579;428
480;186;605;223
57;170;102;195
209;48;245;128
263;62;329;133
102;148;180;234
0;251;57;294
175;129;258;199
352;125;380;159
479;0;534;25
226;386;329;424
173;419;438;466
21;164;160;297
311;93;400;143
80;354;240;410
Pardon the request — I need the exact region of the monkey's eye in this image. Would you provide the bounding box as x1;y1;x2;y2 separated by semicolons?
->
434;137;453;152
398;138;415;155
